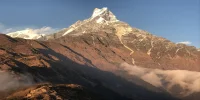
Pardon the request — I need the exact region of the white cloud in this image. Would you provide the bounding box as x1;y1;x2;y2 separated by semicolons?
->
4;28;14;33
0;23;15;33
27;27;58;34
0;71;33;92
0;22;59;34
177;41;192;45
120;63;200;96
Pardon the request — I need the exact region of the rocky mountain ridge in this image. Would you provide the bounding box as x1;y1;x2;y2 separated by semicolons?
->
45;7;199;71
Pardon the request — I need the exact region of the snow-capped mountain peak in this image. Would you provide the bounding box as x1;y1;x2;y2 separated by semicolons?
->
91;7;108;19
60;7;120;36
90;7;119;23
7;28;45;39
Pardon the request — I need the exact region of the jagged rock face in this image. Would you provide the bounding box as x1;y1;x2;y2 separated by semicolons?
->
42;7;200;71
120;29;200;70
54;29;200;71
42;6;200;71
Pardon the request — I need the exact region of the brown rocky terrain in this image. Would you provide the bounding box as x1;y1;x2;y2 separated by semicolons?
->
5;83;101;100
0;34;178;100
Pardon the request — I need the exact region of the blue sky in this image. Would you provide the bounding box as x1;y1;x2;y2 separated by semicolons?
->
0;0;199;48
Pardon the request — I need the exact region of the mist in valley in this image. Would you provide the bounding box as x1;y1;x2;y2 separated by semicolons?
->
0;71;33;92
120;63;200;96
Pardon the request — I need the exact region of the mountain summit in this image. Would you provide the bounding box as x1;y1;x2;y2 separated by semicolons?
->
59;7;121;36
42;7;131;39
90;7;119;23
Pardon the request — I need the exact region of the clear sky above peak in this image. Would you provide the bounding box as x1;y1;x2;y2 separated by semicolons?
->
0;0;199;48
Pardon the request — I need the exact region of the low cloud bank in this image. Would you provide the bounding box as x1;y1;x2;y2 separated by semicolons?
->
120;63;200;96
177;41;192;45
0;22;59;34
0;71;33;92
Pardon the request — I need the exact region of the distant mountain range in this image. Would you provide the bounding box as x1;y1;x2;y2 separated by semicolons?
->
1;7;200;100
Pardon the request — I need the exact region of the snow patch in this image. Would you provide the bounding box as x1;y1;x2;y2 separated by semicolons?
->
132;58;135;65
62;28;74;36
90;7;119;23
177;41;192;45
147;41;154;56
96;17;105;23
91;7;108;19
